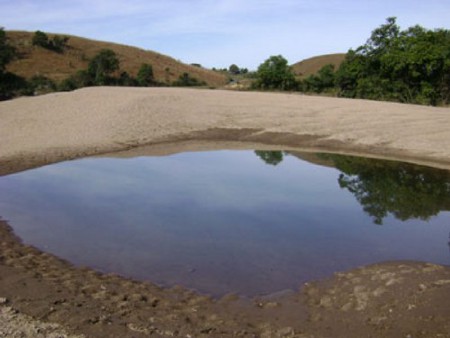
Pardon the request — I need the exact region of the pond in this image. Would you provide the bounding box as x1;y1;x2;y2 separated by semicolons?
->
0;150;449;297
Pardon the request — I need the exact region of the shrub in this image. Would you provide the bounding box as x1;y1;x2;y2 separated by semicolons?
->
172;73;206;87
136;63;154;86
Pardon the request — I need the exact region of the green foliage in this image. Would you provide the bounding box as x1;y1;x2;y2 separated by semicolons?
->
254;55;297;90
255;151;284;166
24;75;57;95
0;72;27;100
118;71;138;87
0;27;16;73
87;49;120;85
229;64;240;75
302;64;336;93
59;70;93;91
0;27;27;100
32;30;69;53
51;35;70;52
172;72;206;87
320;154;450;224
336;17;450;105
32;30;49;48
137;63;154;86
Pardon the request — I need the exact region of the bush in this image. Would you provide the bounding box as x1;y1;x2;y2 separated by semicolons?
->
25;75;57;95
172;73;206;87
254;55;297;90
32;30;69;53
0;72;28;100
136;63;154;86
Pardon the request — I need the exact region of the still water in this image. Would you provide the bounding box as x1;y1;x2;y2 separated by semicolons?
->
1;151;449;297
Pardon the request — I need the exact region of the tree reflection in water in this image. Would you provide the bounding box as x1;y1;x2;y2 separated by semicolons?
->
255;150;450;225
254;150;284;166
320;154;450;224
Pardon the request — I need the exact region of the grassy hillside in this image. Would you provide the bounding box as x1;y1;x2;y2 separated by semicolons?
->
291;53;346;78
5;31;228;87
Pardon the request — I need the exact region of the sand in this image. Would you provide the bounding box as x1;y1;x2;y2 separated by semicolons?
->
1;87;450;175
1;87;450;337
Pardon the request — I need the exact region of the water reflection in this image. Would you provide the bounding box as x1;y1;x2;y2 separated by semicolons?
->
254;151;285;166
0;150;449;296
320;154;450;225
256;151;450;225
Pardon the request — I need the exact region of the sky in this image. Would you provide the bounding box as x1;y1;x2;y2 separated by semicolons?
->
1;0;449;70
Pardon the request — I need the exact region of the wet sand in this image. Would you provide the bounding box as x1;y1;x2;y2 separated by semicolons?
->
1;87;450;337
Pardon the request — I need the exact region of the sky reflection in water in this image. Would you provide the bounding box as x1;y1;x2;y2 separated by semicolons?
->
0;151;449;297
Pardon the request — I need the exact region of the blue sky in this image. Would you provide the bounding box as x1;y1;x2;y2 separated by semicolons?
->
1;0;449;69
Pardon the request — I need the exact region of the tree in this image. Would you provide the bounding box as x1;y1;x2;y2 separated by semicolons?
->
229;64;240;75
0;28;15;73
336;17;450;105
32;30;50;48
137;63;154;86
0;27;27;100
87;49;120;85
303;64;336;93
254;55;296;90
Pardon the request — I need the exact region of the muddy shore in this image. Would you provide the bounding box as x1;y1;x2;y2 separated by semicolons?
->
1;87;450;337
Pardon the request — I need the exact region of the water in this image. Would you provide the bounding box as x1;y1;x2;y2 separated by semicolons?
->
0;150;449;297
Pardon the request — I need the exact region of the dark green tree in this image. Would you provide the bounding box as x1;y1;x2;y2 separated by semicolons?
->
87;49;120;85
303;64;336;93
0;28;15;73
336;17;450;105
32;30;50;48
229;64;240;75
136;63;154;86
254;55;297;90
0;27;27;100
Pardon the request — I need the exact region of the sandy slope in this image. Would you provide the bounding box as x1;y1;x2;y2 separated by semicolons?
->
1;87;450;337
1;87;450;175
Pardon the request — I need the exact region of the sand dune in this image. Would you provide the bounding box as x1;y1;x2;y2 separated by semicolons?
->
1;87;450;175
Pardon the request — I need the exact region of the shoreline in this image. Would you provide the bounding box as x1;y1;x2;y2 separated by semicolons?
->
2;87;450;177
1;87;450;336
1;218;450;337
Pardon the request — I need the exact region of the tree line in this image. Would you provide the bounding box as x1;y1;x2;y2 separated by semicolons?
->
253;17;450;106
0;29;206;100
2;18;449;105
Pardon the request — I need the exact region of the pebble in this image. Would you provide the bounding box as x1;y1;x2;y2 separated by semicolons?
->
0;297;8;305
